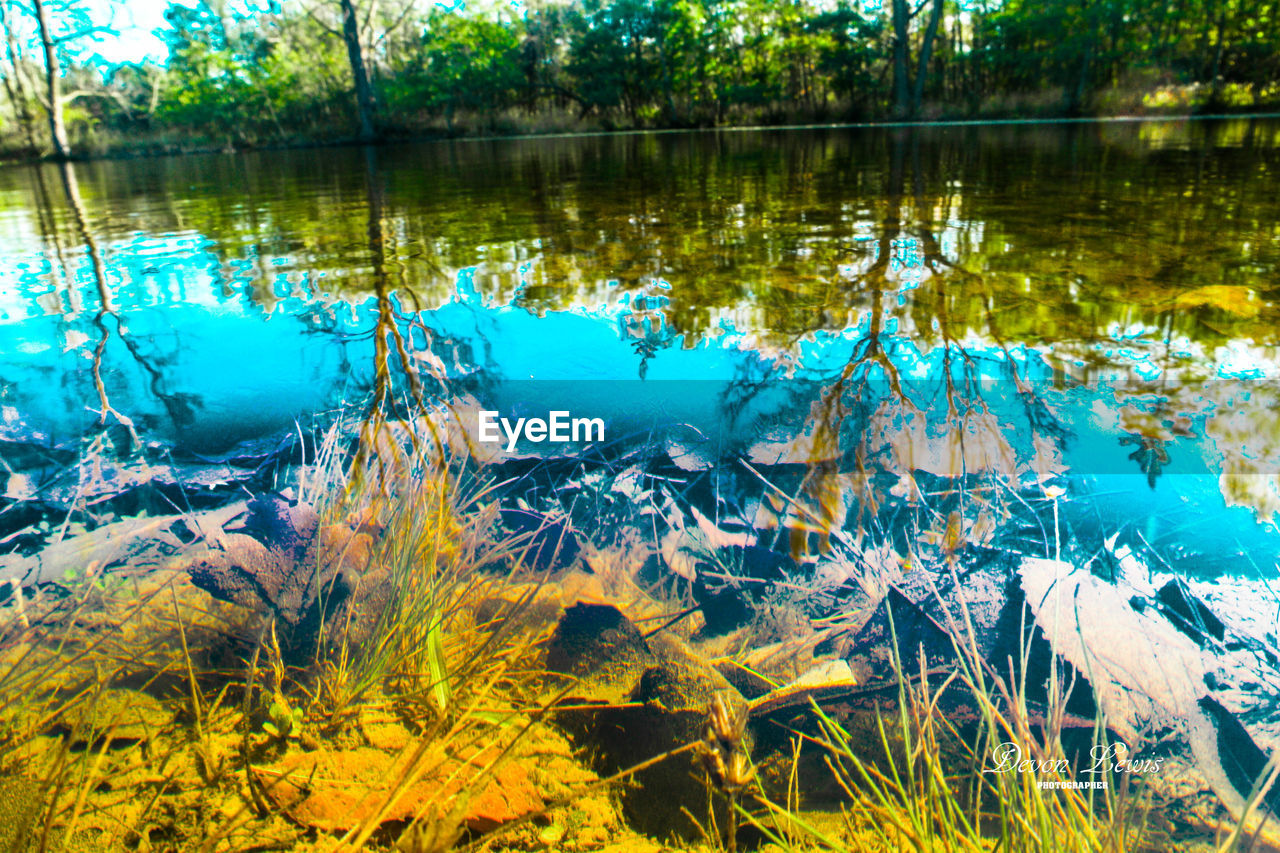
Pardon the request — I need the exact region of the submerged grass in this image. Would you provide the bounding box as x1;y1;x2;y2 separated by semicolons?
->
739;608;1155;853
0;410;1264;852
309;416;566;850
0;410;577;851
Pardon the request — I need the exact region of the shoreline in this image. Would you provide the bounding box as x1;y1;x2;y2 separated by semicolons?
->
5;106;1280;167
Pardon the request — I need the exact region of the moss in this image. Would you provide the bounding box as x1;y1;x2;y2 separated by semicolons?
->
0;777;41;849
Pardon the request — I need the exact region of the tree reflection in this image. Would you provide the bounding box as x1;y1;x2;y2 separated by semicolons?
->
8;125;1275;354
56;161;202;444
57;160;135;443
6;126;1280;529
740;131;1072;562
349;146;456;491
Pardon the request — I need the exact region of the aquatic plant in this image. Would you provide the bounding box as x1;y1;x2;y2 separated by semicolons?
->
0;405;574;851
738;603;1156;853
6;390;1277;853
304;413;564;848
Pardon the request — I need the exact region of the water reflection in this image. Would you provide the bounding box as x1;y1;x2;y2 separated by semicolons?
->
1;121;1279;572
2;121;1279;345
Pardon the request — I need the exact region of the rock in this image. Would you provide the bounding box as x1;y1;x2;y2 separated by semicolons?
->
844;586;958;682
595;640;749;841
713;659;775;700
691;578;753;636
1018;555;1280;844
1156;577;1226;645
185;495;385;638
187;496;322;623
0;508;239;588
682;543;798;638
825;540;1280;844
1020;556;1204;744
499;508;579;571
546;603;748;841
842;547;1100;722
545;602;653;700
256;745;541;834
235;495;319;564
1198;695;1280;816
744;660;858;718
34;454;268;517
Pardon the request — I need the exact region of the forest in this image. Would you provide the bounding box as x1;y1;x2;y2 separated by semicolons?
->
1;0;1279;159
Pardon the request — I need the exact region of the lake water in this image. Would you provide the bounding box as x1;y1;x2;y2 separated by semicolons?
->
2;119;1279;577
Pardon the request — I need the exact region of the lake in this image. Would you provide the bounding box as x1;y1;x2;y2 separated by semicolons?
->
1;119;1279;576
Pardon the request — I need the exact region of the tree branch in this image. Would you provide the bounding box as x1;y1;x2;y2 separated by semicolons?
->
298;0;340;36
52;24;117;45
373;0;417;48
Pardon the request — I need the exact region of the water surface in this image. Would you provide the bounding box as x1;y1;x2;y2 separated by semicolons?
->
2;119;1279;575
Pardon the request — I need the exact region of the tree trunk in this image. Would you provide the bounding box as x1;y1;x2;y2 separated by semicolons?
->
1068;42;1093;114
656;32;676;122
1199;0;1217;82
911;0;945;116
1209;6;1227;102
32;0;70;159
0;1;39;152
891;0;911;117
339;0;376;141
969;1;983;108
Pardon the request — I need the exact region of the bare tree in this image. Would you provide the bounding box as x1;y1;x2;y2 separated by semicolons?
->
23;0;116;159
0;0;39;151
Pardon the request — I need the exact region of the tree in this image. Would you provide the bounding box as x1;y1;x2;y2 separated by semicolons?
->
7;0;1280;153
567;0;659;121
339;0;375;140
32;0;81;156
891;0;944;117
423;11;523;123
891;0;910;115
293;0;420;141
911;0;944;115
811;3;880;112
0;0;40;151
32;0;69;157
24;0;116;158
1;0;117;157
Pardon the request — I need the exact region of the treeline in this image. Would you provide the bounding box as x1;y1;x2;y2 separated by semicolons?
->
2;0;1280;159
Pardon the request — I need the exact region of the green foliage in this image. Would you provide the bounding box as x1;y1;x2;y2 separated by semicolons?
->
5;0;1280;153
147;0;356;143
385;9;525;125
262;696;304;740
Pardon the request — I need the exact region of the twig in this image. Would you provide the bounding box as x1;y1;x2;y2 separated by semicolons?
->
640;604;700;639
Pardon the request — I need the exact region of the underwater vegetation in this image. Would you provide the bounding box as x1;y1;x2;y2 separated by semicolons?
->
0;394;1274;853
